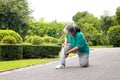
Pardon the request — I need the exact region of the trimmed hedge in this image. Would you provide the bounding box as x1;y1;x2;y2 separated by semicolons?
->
1;36;17;44
0;45;23;60
23;45;61;58
0;30;23;43
0;44;61;60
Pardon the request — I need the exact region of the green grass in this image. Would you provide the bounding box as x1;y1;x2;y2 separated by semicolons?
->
0;54;76;72
0;58;57;72
90;45;113;48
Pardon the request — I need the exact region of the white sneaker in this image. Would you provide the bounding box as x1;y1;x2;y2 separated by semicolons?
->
55;64;65;69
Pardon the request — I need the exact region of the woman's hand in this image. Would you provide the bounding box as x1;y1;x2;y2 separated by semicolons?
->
62;43;67;48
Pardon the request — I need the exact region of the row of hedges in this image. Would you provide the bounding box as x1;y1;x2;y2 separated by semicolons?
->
0;44;61;61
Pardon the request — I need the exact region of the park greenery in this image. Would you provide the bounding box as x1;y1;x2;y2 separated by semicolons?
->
0;0;120;61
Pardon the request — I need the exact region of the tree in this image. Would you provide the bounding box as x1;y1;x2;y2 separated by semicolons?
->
108;26;120;47
27;18;49;37
100;11;117;32
73;11;101;31
0;0;31;38
116;6;120;25
81;23;100;46
27;19;65;38
47;21;65;38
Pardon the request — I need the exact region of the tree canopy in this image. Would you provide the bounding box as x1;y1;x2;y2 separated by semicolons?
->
0;0;31;38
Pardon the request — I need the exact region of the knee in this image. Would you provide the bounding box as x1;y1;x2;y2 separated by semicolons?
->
80;62;89;68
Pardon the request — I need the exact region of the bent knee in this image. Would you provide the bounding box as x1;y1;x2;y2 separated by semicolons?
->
80;63;89;68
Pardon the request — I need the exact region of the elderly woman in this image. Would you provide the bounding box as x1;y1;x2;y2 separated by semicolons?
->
55;25;89;69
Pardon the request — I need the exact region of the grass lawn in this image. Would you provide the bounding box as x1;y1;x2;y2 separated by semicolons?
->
90;45;113;48
0;45;113;72
0;54;76;72
0;58;57;72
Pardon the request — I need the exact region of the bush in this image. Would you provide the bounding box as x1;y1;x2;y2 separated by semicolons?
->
50;38;59;43
25;36;43;45
108;26;120;47
42;35;51;43
0;44;61;60
43;35;59;43
23;45;61;59
25;36;33;43
1;36;17;44
31;36;43;45
0;30;22;43
0;44;23;60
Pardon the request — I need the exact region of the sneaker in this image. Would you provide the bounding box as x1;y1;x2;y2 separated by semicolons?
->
55;64;65;69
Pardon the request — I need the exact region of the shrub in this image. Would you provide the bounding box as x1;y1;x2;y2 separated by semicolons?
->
0;44;23;60
50;38;59;43
1;36;17;44
25;36;33;43
88;41;93;46
43;35;51;43
31;36;43;45
108;26;120;47
43;35;59;43
59;34;65;44
23;45;61;58
25;36;43;45
0;44;61;60
0;30;22;43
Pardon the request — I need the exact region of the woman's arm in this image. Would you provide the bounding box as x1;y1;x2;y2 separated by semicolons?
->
62;38;68;48
66;47;79;55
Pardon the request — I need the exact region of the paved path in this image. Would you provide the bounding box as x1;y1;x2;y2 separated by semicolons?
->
0;48;120;80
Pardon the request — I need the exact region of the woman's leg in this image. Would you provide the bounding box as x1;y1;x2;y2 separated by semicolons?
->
78;53;89;67
59;44;72;66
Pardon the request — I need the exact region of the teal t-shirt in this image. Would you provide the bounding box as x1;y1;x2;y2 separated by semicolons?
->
66;32;89;54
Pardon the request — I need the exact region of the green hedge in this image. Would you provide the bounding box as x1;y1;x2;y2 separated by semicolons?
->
23;45;61;59
0;44;61;60
0;30;23;43
0;45;23;60
1;36;17;44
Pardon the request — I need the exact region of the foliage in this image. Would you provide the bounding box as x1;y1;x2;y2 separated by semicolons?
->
1;36;17;44
108;26;120;47
27;19;65;38
0;0;31;38
43;35;59;43
0;45;23;60
100;11;117;32
25;36;33;43
72;11;101;31
116;6;120;25
0;30;23;43
27;19;48;37
47;21;65;38
0;44;61;60
23;45;61;58
31;36;43;45
99;31;109;45
82;23;101;46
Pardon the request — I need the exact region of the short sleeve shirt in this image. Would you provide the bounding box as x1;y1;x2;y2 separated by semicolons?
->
66;32;89;54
